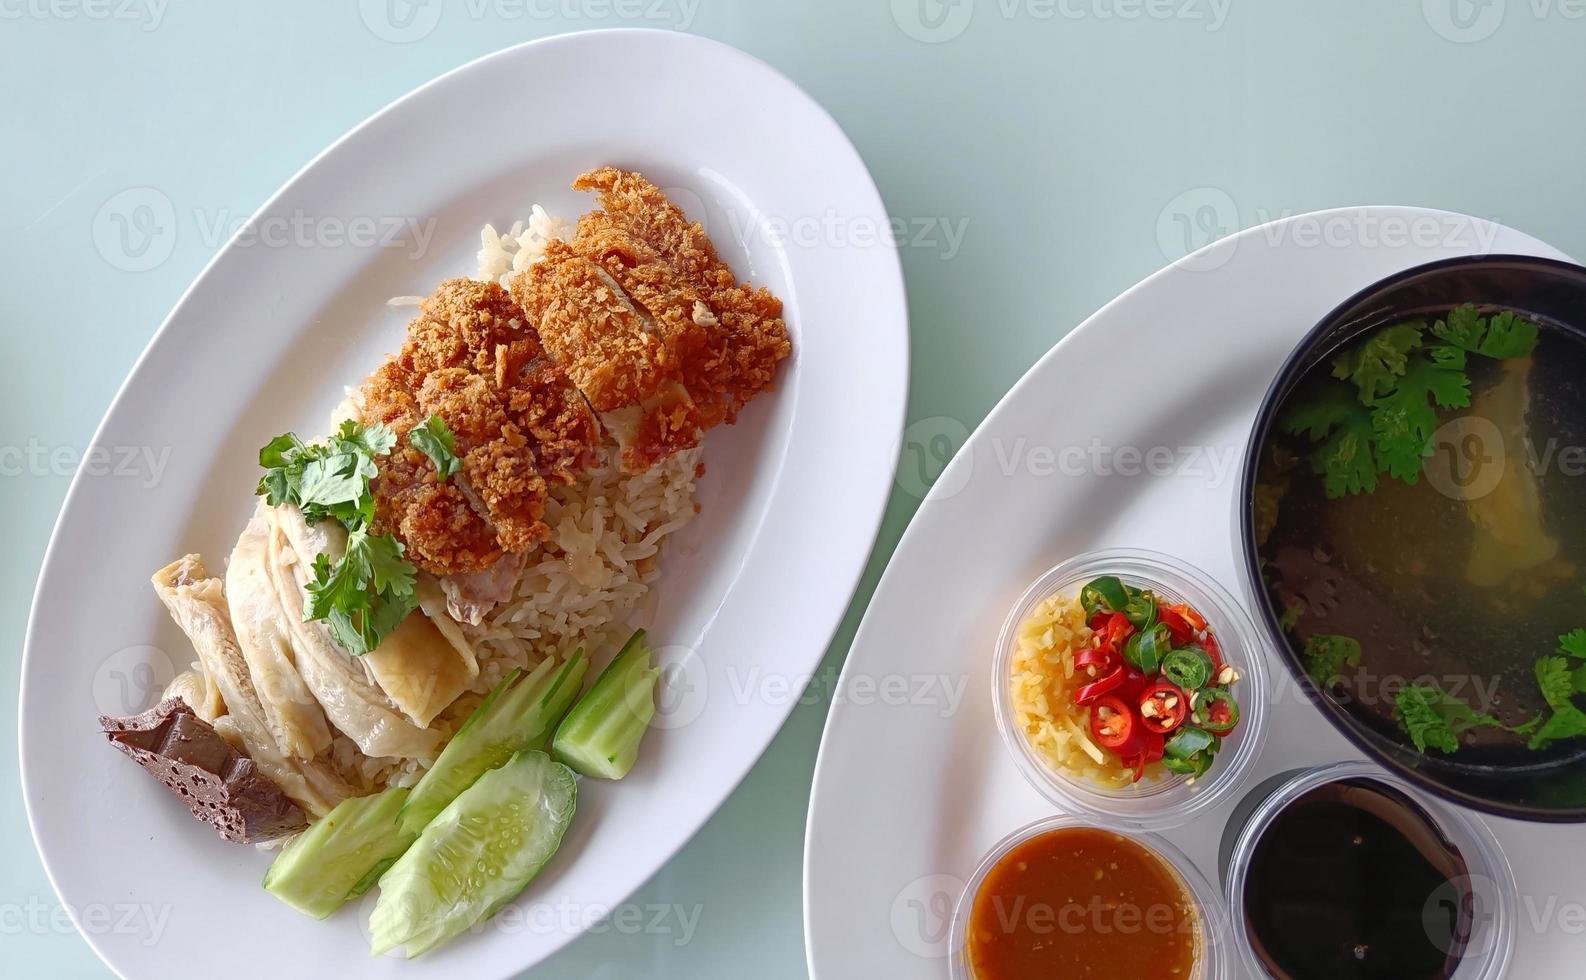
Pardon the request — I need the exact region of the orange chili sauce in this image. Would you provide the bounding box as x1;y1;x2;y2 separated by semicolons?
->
966;827;1200;979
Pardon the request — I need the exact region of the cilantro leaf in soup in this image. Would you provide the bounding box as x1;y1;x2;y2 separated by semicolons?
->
1284;307;1543;499
1529;705;1586;751
1331;321;1424;404
1537;656;1576;709
1302;634;1361;689
1310;408;1378;498
1368;346;1471;483
1559;629;1586;660
410;415;462;481
1431;304;1541;359
1394;684;1508;754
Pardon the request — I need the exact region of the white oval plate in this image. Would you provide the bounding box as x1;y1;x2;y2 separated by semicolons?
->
19;30;906;979
804;207;1583;977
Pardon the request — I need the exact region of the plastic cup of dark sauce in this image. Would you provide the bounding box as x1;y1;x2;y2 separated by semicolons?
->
1220;762;1516;980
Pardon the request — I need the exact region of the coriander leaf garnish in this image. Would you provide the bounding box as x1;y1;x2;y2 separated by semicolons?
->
1306;401;1378;498
1559;628;1586;660
1528;705;1586;751
303;528;418;657
1527;631;1586;750
1303;634;1361;689
409;415;462;482
1369;345;1471;482
1394;683;1508;754
1431;303;1541;359
1284;307;1541;498
256;420;395;525
257;419;415;656
1331;321;1424;404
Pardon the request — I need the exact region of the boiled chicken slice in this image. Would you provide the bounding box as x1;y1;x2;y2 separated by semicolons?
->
297;515;477;729
161;668;224;722
269;506;443;761
1465;358;1559;588
151;557;352;818
227;508;334;761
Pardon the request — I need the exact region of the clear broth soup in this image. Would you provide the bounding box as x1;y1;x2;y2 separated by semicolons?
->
1258;310;1586;768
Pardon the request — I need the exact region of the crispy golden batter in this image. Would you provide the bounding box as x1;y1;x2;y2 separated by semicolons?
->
362;360;505;573
360;279;599;575
511;168;791;470
512;239;674;412
571;168;789;426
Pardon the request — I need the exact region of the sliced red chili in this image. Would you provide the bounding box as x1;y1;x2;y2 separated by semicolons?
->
1074;646;1114;672
1073;666;1127;705
1156;605;1196;646
1124;730;1165;783
1167;602;1208;633
1088;695;1142;756
1116;667;1149;703
1138;680;1190;734
1203;633;1226;671
1097;612;1135;656
1140;727;1165;765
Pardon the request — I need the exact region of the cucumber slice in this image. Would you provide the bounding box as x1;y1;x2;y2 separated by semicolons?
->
398;650;588;835
551;630;659;779
263;786;415;918
369;751;576;958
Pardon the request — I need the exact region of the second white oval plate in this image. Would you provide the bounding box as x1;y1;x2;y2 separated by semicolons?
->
20;30;906;979
803;207;1584;977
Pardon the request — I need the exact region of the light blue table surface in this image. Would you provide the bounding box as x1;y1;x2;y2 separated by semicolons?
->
5;2;1586;976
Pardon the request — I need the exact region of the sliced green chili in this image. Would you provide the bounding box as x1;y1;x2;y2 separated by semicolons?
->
1161;646;1215;691
1080;576;1130;617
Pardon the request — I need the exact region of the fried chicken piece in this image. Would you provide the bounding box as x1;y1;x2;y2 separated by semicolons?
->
362;360;505;574
359;279;600;575
511;169;791;471
570;168;790;427
416;368;548;554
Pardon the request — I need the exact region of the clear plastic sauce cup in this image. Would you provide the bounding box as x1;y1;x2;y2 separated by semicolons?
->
950;815;1234;980
993;548;1272;830
1218;761;1516;980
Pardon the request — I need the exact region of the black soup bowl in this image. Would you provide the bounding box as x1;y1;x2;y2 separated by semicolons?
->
1239;254;1586;822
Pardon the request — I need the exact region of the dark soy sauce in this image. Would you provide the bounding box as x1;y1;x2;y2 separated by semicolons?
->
1243;778;1471;980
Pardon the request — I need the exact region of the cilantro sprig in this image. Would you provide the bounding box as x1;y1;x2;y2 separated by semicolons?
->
1386;629;1586;754
256;419;421;656
1303;633;1361;689
1280;304;1540;498
408;415;461;482
257;420;396;525
1528;630;1586;750
1394;684;1515;754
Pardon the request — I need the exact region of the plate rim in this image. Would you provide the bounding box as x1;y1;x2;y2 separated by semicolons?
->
800;205;1566;977
20;28;909;977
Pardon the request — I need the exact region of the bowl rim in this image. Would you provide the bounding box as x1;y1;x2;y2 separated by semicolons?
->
1236;252;1586;823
